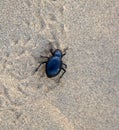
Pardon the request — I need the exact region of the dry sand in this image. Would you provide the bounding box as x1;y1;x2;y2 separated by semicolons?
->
0;0;119;130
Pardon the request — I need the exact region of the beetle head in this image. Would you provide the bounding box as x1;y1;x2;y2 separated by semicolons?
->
54;49;62;58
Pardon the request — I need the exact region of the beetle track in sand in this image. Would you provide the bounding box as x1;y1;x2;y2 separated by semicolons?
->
0;73;75;129
0;0;71;129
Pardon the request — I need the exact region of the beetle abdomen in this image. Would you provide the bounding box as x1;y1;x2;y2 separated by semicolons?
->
46;57;62;77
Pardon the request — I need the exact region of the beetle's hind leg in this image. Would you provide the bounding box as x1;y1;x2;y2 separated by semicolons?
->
62;63;67;68
59;68;66;79
35;61;46;72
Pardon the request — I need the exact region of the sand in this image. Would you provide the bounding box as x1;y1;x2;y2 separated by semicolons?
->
0;0;119;130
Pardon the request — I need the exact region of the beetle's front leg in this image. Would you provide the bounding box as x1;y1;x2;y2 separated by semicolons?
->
40;55;49;59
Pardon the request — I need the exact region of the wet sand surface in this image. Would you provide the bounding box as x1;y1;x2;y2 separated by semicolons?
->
0;0;119;130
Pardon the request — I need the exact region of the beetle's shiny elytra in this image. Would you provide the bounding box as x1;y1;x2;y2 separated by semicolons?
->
35;49;67;79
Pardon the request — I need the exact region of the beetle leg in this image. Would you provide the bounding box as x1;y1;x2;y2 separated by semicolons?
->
40;55;49;59
62;47;68;57
50;49;54;55
62;63;67;68
62;53;66;57
35;61;46;72
59;68;66;79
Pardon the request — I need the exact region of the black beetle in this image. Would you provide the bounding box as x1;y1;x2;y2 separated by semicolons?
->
35;48;67;79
